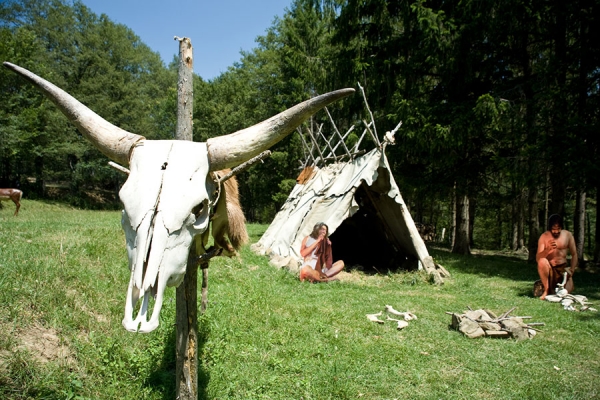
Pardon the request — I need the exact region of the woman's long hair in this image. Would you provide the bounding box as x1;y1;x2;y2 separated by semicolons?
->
310;222;329;239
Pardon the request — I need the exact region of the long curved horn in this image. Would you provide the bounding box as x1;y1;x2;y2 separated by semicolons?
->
206;88;355;171
3;62;144;166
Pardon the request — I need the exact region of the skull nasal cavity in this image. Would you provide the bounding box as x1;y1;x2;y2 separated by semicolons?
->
192;201;205;218
161;162;168;170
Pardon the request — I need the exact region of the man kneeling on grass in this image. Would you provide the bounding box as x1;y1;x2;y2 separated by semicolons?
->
535;214;578;300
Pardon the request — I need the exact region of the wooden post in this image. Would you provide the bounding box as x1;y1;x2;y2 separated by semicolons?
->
176;245;200;399
174;36;198;400
175;37;193;142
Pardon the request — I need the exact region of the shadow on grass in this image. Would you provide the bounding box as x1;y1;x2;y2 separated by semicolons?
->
429;245;600;303
575;310;600;321
429;245;536;281
145;317;211;400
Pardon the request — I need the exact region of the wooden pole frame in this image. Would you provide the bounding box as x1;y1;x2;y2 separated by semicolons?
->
173;36;199;400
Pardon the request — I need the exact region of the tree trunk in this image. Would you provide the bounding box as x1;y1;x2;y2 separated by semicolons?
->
451;184;456;248
549;167;566;218
174;37;198;400
575;6;592;266
468;196;476;248
574;190;586;266
548;0;567;221
594;186;600;263
176;38;194;142
543;170;550;227
527;183;539;263
511;182;519;250
452;192;471;255
518;191;525;249
586;207;592;259
498;205;503;250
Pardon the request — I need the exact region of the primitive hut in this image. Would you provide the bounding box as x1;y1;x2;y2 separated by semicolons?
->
251;87;444;283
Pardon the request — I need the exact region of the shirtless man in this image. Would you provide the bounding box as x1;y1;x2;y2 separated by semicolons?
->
536;214;577;300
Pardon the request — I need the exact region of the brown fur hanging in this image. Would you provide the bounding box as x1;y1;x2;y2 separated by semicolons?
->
296;166;316;185
210;169;249;256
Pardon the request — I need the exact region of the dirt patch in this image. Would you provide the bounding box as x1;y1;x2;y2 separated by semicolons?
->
17;324;73;365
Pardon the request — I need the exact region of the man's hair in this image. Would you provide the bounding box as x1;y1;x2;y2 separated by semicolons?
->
310;222;329;239
548;214;563;230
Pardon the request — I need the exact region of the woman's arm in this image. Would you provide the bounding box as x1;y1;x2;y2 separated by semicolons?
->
300;235;321;258
323;241;333;270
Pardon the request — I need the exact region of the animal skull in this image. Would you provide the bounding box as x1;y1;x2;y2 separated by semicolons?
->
4;62;354;332
120;140;216;332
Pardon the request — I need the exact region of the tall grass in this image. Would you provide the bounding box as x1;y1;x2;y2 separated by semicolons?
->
1;200;599;399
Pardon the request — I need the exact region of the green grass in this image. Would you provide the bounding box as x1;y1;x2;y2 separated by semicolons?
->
1;200;600;399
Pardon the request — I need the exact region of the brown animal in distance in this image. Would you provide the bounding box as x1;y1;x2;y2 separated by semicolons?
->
0;188;23;216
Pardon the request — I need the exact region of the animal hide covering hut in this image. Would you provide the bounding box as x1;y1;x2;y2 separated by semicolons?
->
252;142;444;284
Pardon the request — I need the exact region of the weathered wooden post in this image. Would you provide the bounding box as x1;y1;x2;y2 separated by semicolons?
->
173;36;200;400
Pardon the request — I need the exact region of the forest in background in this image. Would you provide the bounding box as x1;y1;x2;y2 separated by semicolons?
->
1;0;599;261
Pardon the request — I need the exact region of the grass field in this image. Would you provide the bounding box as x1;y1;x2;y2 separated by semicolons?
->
1;200;599;399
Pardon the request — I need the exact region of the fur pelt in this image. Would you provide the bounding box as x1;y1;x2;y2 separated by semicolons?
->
209;170;249;256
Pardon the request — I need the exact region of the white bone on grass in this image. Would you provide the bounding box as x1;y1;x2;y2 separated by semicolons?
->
366;312;384;324
385;305;417;320
386;317;409;330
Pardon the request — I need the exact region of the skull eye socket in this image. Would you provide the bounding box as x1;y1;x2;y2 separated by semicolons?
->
192;200;208;218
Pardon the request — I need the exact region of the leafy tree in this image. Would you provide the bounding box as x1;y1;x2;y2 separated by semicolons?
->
1;0;174;207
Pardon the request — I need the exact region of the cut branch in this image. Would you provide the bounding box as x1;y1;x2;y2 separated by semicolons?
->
217;150;271;184
324;106;352;157
108;161;130;174
358;82;380;146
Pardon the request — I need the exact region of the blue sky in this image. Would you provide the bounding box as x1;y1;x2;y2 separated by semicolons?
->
78;0;292;80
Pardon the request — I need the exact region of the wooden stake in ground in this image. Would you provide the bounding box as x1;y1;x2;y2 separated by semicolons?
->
173;36;199;400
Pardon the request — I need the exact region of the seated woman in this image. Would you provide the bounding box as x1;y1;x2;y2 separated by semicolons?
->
299;222;344;282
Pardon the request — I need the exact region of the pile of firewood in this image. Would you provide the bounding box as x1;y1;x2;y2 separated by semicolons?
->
447;307;543;341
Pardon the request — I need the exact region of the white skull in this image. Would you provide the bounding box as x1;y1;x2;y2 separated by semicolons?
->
119;140;215;332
